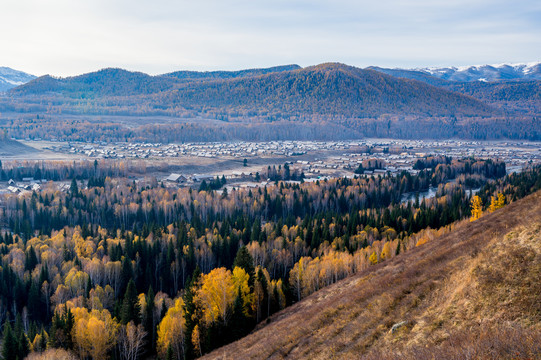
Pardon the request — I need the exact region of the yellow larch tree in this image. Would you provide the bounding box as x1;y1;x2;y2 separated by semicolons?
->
380;242;391;261
369;251;378;265
192;324;202;358
470;195;483;221
489;193;505;212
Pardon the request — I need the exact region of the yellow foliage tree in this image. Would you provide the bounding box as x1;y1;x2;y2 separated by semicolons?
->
231;266;253;316
489;193;505;213
72;307;119;360
289;257;305;302
156;298;186;360
64;269;90;297
192;324;202;358
270;279;286;310
369;251;378;265
470;195;483;221
195;267;235;326
380;242;391;261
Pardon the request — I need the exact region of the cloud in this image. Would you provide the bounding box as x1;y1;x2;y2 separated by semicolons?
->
0;0;539;76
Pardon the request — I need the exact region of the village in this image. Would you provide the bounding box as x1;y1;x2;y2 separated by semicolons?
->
13;138;534;192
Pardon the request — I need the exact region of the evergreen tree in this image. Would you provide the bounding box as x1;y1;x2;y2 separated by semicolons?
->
121;279;140;324
70;178;79;197
28;281;41;322
228;288;250;342
2;322;18;360
143;286;156;355
17;332;29;360
183;267;200;360
233;246;255;288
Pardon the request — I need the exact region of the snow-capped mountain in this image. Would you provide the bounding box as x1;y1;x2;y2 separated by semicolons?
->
0;67;36;92
417;62;541;82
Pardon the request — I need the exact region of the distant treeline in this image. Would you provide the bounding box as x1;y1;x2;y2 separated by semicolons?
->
2;113;540;142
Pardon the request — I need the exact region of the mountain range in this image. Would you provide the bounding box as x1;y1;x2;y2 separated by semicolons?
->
369;62;541;83
5;63;496;118
0;67;36;92
3;61;539;95
0;61;539;141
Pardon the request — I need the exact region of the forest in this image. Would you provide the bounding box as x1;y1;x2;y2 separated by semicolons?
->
3;113;540;144
0;156;540;360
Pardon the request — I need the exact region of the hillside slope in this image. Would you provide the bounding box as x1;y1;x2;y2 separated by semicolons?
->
203;191;541;359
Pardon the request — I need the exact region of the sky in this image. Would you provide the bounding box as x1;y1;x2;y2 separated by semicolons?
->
1;0;540;77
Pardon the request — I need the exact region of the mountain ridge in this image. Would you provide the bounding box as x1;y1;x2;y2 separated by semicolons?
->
162;64;301;81
0;66;36;92
8;62;496;118
369;62;541;83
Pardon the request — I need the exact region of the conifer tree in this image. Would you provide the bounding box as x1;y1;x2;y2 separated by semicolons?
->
142;286;156;355
121;279;140;325
2;322;18;360
183;267;200;360
233;246;255;288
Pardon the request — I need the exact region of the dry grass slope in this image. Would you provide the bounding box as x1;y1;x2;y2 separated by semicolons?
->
203;191;541;360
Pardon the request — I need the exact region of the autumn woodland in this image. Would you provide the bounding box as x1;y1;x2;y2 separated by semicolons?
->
0;151;539;360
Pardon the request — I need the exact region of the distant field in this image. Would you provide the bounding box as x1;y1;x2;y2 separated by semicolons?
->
0;138;38;156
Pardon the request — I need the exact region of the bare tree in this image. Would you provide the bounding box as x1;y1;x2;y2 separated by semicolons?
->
118;321;146;360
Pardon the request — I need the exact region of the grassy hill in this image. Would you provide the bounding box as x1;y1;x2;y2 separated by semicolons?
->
202;191;541;360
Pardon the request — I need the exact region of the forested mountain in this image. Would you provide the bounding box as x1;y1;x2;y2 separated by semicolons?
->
369;65;541;115
163;63;495;117
11;68;179;98
202;189;541;359
11;66;302;98
0;67;36;92
444;80;541;102
7;63;496;118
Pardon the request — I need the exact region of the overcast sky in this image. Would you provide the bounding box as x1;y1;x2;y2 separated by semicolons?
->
1;0;540;76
